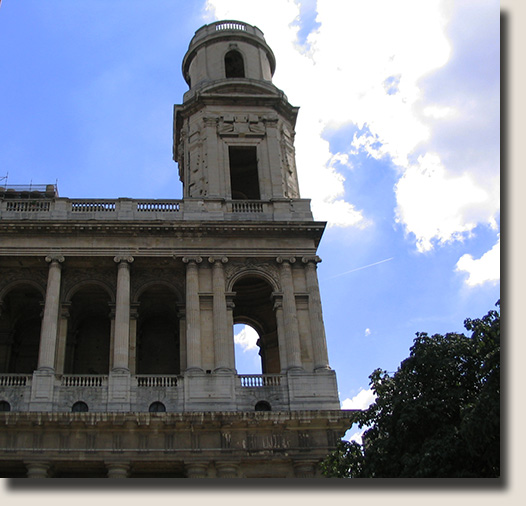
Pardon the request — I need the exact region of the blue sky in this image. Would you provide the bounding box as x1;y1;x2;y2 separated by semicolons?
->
0;0;500;442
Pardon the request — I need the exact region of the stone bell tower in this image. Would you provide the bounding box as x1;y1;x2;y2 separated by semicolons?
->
0;20;353;478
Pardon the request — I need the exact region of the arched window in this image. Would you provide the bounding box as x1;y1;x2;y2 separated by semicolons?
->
225;50;245;78
72;401;89;412
0;400;11;412
255;400;271;412
149;401;166;413
232;276;280;374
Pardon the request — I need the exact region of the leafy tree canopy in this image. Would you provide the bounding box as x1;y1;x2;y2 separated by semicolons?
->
322;301;500;478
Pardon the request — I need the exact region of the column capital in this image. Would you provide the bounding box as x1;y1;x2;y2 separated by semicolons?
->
114;255;134;265
208;256;228;265
301;255;322;265
182;256;203;265
276;256;296;265
45;255;65;265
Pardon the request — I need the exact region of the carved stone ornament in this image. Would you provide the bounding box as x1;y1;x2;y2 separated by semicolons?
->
217;114;266;138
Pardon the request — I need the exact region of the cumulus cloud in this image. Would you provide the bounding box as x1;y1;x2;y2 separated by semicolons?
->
234;324;259;352
394;152;498;252
341;388;376;410
456;236;500;286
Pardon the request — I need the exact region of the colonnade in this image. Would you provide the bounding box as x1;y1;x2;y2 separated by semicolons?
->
29;254;330;379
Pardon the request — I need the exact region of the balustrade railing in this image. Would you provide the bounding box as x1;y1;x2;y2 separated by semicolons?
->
61;375;107;387
5;201;51;212
135;375;179;387
215;21;247;31
1;198;311;221
231;201;264;213
71;201;116;212
239;374;283;387
0;374;31;387
136;201;180;212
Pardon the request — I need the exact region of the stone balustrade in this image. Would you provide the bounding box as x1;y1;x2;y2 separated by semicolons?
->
0;198;312;222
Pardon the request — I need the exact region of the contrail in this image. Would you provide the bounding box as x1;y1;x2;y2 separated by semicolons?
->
325;257;394;280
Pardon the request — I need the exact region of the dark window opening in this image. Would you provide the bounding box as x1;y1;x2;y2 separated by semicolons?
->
65;286;111;375
137;285;180;375
255;400;271;412
225;50;245;78
0;285;43;374
229;146;260;200
149;401;166;413
72;401;89;412
0;401;11;412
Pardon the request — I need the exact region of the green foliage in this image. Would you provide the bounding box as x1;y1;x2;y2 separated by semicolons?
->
322;301;500;478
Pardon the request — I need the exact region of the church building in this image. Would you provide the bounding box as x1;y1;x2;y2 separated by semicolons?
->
0;20;353;478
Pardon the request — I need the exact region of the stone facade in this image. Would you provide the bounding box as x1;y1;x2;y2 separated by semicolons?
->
0;20;354;478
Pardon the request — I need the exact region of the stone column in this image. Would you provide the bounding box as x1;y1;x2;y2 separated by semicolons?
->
112;256;133;372
182;256;203;372
272;293;287;372
225;293;236;371
129;303;140;374
106;462;130;478
177;304;187;372
37;255;64;371
293;460;317;478
276;257;302;371
55;302;71;375
302;256;330;370
185;461;208;478
209;256;233;372
216;461;239;478
26;461;50;478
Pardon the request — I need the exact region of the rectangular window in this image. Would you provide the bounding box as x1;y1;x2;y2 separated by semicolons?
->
229;146;260;200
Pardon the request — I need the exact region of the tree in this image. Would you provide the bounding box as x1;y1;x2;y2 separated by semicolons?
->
322;301;500;478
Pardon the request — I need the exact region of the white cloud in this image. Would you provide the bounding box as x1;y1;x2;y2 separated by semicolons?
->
341;388;376;410
456;236;500;286
364;328;371;337
394;152;499;252
234;324;259;352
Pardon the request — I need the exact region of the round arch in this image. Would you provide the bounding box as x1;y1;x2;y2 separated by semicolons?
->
132;279;183;305
0;279;46;302
63;279;115;304
227;267;279;294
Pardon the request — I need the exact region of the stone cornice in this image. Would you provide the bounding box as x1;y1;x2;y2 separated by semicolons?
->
0;220;326;239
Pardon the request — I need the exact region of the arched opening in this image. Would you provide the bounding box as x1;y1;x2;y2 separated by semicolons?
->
255;400;271;412
149;401;166;413
225;49;245;78
232;275;280;374
0;400;11;412
0;284;43;374
64;285;111;374
71;401;88;412
136;285;180;375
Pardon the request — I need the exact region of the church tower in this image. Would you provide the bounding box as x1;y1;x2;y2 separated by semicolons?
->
0;20;352;478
